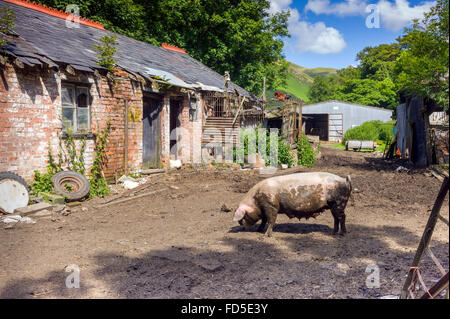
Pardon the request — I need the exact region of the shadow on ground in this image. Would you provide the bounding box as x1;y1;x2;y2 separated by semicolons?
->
2;221;446;299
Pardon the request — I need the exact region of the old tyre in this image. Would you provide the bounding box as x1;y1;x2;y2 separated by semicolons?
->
52;171;90;201
0;171;30;214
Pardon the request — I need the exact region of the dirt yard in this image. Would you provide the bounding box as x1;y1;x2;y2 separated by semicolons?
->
0;145;448;299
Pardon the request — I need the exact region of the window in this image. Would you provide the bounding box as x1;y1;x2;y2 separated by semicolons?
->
62;84;90;132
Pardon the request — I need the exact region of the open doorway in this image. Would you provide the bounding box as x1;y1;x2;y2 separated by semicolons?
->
170;98;182;159
304;114;329;141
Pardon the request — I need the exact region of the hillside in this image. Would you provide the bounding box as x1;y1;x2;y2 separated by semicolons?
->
265;62;337;108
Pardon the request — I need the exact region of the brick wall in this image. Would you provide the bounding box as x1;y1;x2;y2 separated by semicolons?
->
0;63;144;181
0;62;205;181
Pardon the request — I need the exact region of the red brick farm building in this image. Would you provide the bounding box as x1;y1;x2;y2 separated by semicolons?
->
0;0;262;181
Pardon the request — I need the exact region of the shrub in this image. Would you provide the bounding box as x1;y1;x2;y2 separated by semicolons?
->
30;170;53;196
297;134;316;167
277;136;294;167
92;34;118;72
342;120;393;145
233;127;294;166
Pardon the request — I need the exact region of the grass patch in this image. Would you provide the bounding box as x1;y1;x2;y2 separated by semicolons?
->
278;73;311;102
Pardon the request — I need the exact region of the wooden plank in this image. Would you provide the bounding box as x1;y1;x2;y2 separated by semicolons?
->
420;272;449;299
426;247;447;276
94;188;167;209
141;169;165;175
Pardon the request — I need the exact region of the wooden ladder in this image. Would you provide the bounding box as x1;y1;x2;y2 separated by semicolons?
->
401;177;449;299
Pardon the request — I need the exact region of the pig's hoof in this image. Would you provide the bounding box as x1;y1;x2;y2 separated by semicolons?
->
338;231;347;236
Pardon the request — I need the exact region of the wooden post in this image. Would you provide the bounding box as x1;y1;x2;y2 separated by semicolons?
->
123;99;129;175
401;177;449;298
292;102;297;144
298;100;303;141
224;71;230;116
262;76;266;121
262;76;266;103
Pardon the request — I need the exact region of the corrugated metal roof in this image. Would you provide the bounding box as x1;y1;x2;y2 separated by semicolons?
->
302;100;393;113
0;1;259;100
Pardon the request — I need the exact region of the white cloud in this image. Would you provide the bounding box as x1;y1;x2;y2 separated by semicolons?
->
305;0;366;16
377;0;435;30
290;21;347;53
305;0;436;31
269;0;293;14
269;0;347;54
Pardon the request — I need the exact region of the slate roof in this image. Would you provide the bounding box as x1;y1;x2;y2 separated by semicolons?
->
0;1;258;100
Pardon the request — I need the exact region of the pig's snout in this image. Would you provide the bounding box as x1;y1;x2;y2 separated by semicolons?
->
233;204;259;227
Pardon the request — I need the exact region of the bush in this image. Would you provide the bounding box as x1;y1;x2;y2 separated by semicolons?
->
277;136;294;167
30;170;53;196
297;134;317;167
234;127;294;166
342;120;393;145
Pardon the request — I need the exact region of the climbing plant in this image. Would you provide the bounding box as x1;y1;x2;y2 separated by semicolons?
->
89;119;111;198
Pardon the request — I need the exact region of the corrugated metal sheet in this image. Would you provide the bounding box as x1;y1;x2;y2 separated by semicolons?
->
301;100;393;141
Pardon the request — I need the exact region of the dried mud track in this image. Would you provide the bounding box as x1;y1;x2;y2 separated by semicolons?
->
0;145;448;299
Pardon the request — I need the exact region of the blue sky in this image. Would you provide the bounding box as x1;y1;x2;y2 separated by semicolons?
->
269;0;436;69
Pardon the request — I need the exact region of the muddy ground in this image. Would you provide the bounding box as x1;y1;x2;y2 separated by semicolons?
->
0;145;448;299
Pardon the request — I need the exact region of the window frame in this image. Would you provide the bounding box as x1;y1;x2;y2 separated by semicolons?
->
61;83;91;133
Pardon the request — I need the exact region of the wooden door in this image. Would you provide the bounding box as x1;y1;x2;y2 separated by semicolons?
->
142;96;162;169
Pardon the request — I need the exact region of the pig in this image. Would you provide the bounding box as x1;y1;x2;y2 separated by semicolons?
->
233;172;352;237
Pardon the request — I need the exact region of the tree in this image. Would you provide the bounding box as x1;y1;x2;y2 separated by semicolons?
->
308;76;337;103
332;78;397;109
356;43;402;79
36;0;290;95
394;0;449;110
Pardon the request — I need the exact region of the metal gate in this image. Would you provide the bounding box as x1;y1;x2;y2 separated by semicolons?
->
329;113;344;142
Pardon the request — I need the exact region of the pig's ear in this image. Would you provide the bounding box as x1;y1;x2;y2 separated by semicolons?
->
233;208;246;221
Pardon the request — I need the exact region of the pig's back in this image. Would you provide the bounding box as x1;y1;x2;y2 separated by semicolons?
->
261;172;344;190
257;172;344;216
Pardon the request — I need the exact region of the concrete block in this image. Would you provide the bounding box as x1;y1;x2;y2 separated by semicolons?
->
14;202;53;216
29;209;53;218
39;192;65;205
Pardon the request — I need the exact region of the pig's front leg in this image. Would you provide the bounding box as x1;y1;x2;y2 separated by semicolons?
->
261;205;278;237
257;214;267;233
339;214;347;234
332;213;340;235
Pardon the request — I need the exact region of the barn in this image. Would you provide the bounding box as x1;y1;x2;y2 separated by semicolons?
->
301;100;393;142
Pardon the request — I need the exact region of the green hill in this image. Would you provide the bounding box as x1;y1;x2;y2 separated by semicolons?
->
265;62;337;108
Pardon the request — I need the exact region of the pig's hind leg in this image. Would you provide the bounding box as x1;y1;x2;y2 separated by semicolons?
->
331;206;347;235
